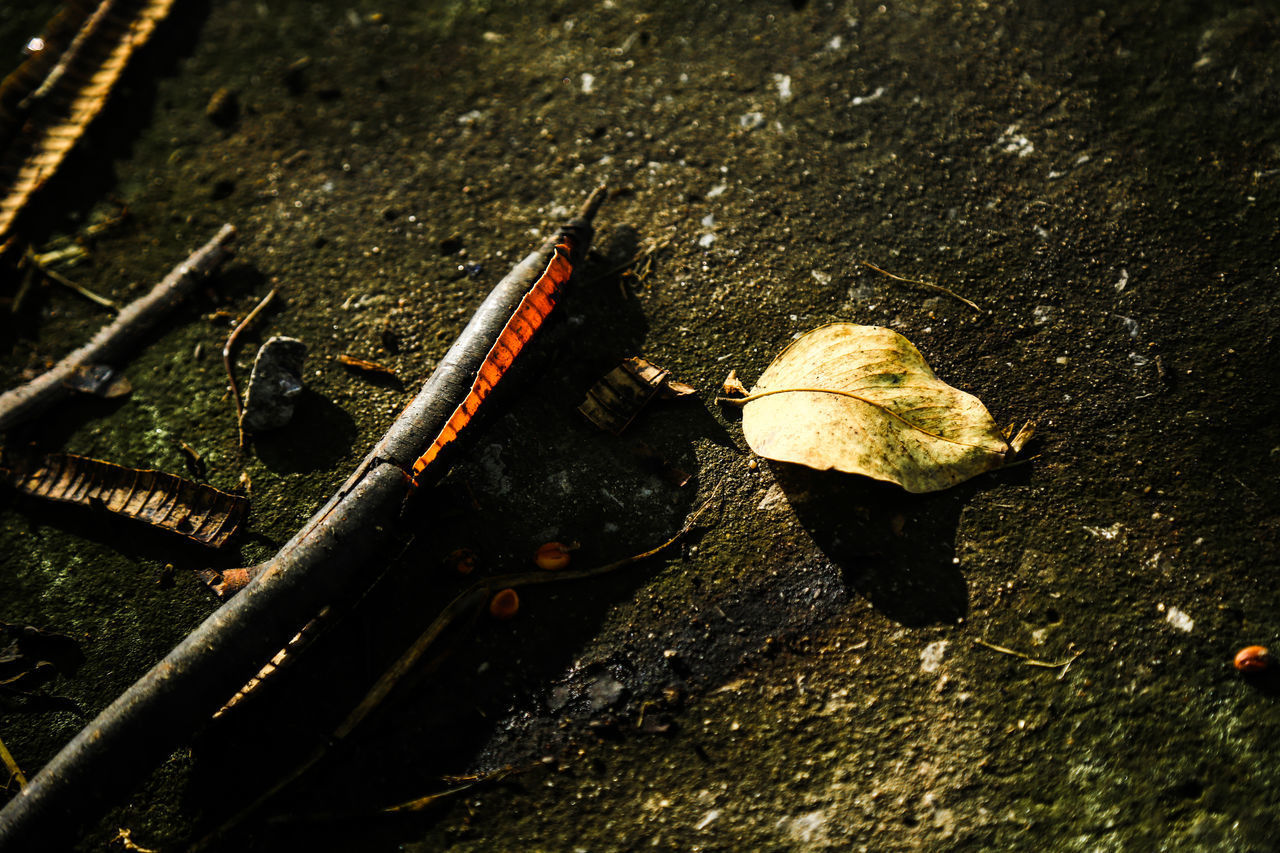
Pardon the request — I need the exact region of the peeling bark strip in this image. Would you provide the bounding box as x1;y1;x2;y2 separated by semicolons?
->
0;188;605;849
409;239;576;483
0;450;247;548
0;0;177;245
0;223;236;432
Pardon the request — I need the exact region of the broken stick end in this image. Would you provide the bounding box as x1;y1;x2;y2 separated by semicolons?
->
577;185;608;224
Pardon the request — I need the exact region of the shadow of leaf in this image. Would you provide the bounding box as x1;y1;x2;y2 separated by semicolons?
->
770;460;970;626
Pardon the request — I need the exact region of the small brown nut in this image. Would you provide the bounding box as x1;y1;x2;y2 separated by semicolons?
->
1234;645;1272;674
489;588;519;620
445;547;477;575
535;541;578;571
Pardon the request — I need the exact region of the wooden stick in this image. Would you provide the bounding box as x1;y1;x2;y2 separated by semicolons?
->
0;189;605;850
222;287;277;448
0;734;26;791
0;224;237;432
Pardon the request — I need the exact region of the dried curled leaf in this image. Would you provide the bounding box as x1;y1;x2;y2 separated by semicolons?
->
578;357;695;434
729;323;1023;493
1;450;248;547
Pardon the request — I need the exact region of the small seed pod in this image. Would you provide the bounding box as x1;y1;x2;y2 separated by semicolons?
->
445;547;478;575
489;588;519;620
535;541;578;571
1234;645;1272;674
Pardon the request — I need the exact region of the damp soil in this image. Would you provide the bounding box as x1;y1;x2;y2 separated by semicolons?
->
1;1;1279;850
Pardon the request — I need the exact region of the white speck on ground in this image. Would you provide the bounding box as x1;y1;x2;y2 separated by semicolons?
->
1165;606;1194;632
996;123;1034;157
757;484;788;511
851;85;886;105
774;73;792;101
783;810;830;844
1084;523;1123;540
920;640;948;673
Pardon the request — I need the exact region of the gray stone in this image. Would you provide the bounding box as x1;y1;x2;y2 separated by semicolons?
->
241;336;306;432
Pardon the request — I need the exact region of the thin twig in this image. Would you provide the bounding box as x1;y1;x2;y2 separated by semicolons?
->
974;637;1082;679
0;734;26;791
222;288;277;448
0;224;236;432
24;249;119;312
862;260;982;313
110;828;159;853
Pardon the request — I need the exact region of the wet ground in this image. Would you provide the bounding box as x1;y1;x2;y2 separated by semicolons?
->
1;0;1279;850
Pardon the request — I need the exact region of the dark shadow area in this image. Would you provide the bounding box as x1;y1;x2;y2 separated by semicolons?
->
252;389;358;473
770;461;971;627
0;617;86;717
179;231;721;851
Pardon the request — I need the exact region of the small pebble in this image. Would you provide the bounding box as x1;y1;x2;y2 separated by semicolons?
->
242;337;307;432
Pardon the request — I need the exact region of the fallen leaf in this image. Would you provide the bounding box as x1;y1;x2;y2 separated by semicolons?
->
724;323;1028;492
1;450;249;547
62;364;132;399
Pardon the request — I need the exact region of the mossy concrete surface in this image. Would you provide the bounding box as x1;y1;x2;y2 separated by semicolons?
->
1;1;1278;850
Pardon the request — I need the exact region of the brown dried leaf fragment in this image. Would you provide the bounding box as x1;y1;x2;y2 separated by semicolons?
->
336;353;398;380
579;357;696;434
1;450;248;548
722;369;748;397
722;323;1031;493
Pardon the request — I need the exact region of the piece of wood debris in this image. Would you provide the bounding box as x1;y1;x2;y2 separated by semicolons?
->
579;357;696;434
336;353;397;380
722;369;748;397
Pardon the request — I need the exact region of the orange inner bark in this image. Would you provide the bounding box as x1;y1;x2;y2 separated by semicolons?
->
410;241;575;485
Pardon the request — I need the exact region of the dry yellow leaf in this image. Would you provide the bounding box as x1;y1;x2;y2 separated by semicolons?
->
724;323;1028;493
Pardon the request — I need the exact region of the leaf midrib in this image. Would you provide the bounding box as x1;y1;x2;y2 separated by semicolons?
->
741;386;1006;453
